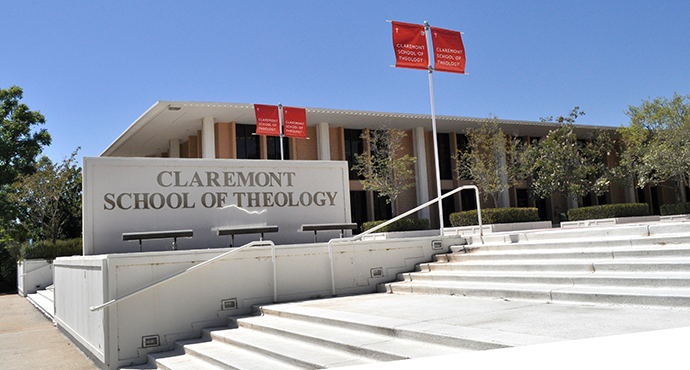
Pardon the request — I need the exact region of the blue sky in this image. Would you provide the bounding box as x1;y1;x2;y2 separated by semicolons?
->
3;1;690;164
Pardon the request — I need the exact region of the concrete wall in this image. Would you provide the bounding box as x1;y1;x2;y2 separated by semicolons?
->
83;157;351;254
53;235;463;370
17;259;53;297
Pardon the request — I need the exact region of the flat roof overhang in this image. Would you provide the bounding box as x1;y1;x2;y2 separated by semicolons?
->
101;100;617;157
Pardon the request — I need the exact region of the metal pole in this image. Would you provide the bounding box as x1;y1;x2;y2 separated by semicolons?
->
424;21;445;235
278;103;285;160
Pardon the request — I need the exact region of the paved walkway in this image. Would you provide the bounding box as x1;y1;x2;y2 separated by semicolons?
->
0;293;98;370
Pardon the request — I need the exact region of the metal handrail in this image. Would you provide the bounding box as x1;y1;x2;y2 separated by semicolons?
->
89;240;277;312
327;184;482;296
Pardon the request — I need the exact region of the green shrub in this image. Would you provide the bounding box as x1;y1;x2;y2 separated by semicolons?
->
567;203;650;221
661;202;690;216
449;207;540;227
361;218;430;233
21;238;83;261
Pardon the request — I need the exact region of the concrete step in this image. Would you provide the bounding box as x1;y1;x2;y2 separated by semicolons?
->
445;245;690;263
463;222;690;245
385;280;690;308
205;326;377;368
254;302;550;349
233;314;468;361
36;288;54;302
26;291;54;320
400;270;690;288
420;258;690;274
456;234;690;254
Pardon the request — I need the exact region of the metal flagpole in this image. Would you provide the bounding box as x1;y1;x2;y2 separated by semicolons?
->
278;103;285;160
424;21;445;235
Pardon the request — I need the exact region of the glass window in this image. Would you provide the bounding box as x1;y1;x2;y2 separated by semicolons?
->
344;129;364;179
267;136;290;160
437;133;452;180
441;189;456;226
236;124;260;159
373;192;392;221
516;189;530;208
349;190;367;233
461;189;477;211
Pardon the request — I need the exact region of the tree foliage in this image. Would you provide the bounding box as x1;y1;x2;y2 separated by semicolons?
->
0;86;53;290
8;149;82;244
0;86;52;186
621;93;690;202
524;108;612;206
352;127;416;216
457;117;527;206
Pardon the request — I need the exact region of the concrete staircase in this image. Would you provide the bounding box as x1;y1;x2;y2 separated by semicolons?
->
124;300;524;370
122;222;690;369
26;285;55;320
385;222;690;308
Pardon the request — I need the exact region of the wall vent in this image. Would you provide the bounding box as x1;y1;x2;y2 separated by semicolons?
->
221;298;238;311
370;267;384;278
432;240;443;250
142;335;160;348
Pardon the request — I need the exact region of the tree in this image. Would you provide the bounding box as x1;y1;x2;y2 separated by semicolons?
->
352;127;416;216
525;108;612;208
0;86;52;186
8;149;81;244
622;93;690;202
0;86;52;291
457;117;527;206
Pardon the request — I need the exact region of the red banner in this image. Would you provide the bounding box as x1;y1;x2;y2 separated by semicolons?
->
431;27;466;74
254;104;280;136
283;106;307;139
392;21;428;70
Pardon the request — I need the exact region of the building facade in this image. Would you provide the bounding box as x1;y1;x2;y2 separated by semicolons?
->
103;101;677;228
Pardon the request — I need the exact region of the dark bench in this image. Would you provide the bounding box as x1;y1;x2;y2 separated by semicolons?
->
216;225;279;247
300;223;358;242
122;229;194;252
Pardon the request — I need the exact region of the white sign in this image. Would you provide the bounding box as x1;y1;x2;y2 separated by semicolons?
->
83;157;351;255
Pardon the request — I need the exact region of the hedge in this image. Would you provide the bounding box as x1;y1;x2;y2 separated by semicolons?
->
566;203;650;221
660;202;690;216
449;207;540;227
361;218;430;233
21;238;83;261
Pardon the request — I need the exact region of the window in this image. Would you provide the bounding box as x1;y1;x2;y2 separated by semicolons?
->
373;192;392;221
437;133;452;180
267;136;290;160
344;129;364;179
236;124;260;159
461;189;477;211
516;189;530;208
441;189;456;226
349;190;367;232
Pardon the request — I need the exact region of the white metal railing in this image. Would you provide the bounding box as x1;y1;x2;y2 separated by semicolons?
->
327;184;482;296
89;240;276;312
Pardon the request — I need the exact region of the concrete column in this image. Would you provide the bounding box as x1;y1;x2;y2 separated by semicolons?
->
317;122;331;160
201;117;216;159
497;147;510;208
413;127;430;220
168;139;180;158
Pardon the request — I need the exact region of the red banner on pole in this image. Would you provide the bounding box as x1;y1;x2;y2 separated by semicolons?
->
254;104;280;136
430;27;466;74
283;106;307;139
392;21;429;70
